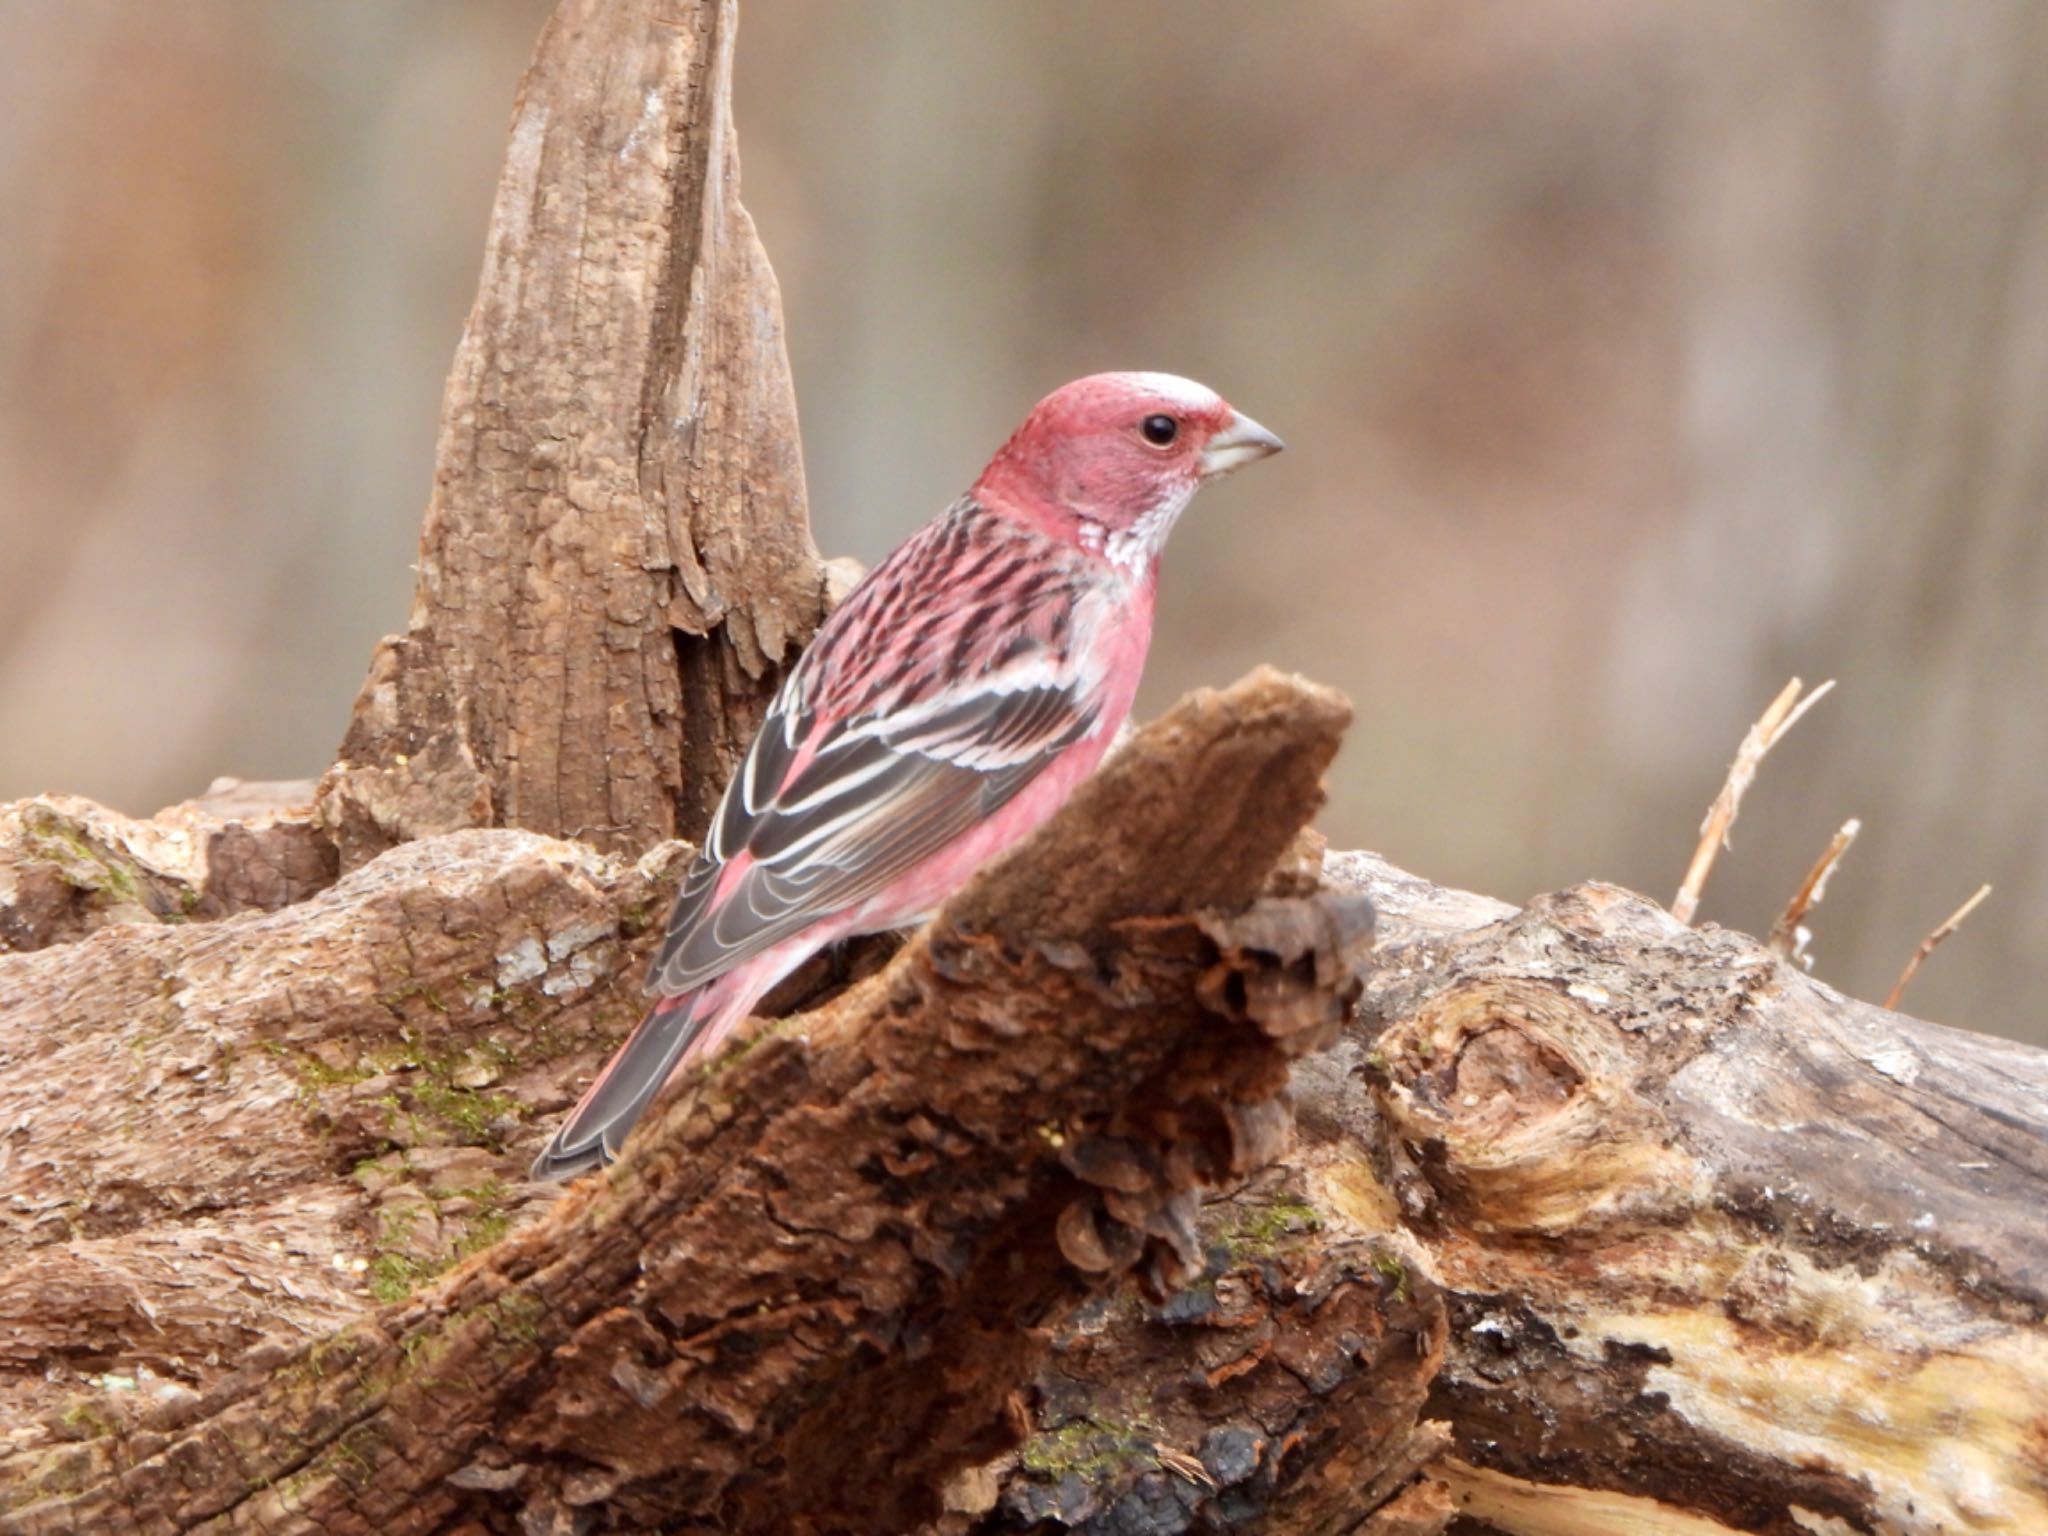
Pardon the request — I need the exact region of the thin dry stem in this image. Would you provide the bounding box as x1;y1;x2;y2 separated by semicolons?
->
1672;676;1836;925
1885;882;1993;1011
1768;817;1860;961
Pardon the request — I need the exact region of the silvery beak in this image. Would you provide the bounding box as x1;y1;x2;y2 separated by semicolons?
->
1199;410;1285;480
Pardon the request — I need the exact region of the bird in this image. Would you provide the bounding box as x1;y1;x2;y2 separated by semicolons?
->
530;372;1283;1180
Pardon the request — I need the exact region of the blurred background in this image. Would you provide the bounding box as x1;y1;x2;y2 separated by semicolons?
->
2;2;2042;1044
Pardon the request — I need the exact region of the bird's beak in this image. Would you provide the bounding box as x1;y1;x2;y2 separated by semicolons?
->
1199;410;1285;481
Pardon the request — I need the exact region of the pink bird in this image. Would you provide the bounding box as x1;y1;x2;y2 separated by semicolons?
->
531;373;1283;1180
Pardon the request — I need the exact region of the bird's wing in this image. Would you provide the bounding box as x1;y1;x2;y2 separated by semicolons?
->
644;672;1100;998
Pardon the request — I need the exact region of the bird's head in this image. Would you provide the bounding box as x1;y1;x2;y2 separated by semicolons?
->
974;372;1283;571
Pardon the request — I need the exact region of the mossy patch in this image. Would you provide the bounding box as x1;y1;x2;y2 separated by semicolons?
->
363;1179;517;1304
1218;1195;1323;1259
486;1287;547;1352
411;1080;521;1145
1371;1250;1410;1301
19;808;149;908
274;1029;530;1151
1019;1413;1163;1481
55;1397;119;1440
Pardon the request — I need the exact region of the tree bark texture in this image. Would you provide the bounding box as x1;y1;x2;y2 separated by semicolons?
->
314;0;828;872
7;737;2045;1534
1;670;1364;1533
4;1;2046;1533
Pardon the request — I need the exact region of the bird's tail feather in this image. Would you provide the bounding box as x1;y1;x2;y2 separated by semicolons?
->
528;991;710;1182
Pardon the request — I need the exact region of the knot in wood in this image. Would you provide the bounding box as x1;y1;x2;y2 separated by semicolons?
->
1375;978;1692;1237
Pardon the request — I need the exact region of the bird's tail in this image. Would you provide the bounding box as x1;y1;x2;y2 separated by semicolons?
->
528;990;711;1182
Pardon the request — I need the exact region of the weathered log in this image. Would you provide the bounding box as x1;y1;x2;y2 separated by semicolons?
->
7;738;2046;1534
0;669;1365;1534
315;0;828;871
0;820;673;1442
7;0;2047;1529
0;780;336;953
946;851;2048;1536
1344;857;2048;1536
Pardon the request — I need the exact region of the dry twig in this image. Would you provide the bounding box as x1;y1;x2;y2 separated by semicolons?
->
1768;817;1861;962
1885;883;1993;1011
1672;677;1836;924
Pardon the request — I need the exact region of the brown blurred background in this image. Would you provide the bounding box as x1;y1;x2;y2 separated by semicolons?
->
2;3;2042;1044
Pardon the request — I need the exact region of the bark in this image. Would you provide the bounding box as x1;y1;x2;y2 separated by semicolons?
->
4;1;2046;1533
0;780;335;953
1349;863;2048;1536
937;855;2048;1536
314;0;828;872
0;670;1368;1534
12;768;2043;1535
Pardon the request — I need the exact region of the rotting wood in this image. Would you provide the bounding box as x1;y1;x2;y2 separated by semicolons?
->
6;731;2046;1535
915;849;2048;1536
0;669;1364;1535
0;780;336;953
5;0;2046;1527
314;0;827;871
1332;851;2048;1536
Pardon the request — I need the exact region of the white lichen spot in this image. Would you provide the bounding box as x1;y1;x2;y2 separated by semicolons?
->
1566;981;1610;1006
1864;1043;1921;1086
496;938;546;988
545;919;614;962
619;86;663;163
1790;1507;1863;1536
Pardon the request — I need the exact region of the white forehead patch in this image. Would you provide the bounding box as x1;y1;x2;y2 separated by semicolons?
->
1118;372;1223;417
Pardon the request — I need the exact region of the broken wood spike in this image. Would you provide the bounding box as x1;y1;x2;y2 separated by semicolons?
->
1767;816;1861;963
1884;881;1993;1011
1672;675;1836;925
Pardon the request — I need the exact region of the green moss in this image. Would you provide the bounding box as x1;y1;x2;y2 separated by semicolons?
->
328;1427;380;1486
351;1152;413;1186
367;1251;432;1306
377;981;449;1015
448;1185;514;1257
1370;1251;1410;1301
363;1179;517;1305
1019;1414;1158;1481
278;1332;351;1391
57;1398;118;1440
296;1055;376;1090
489;1288;547;1349
21;809;146;906
398;1325;450;1371
412;1080;521;1145
1219;1195;1323;1258
275;1023;530;1152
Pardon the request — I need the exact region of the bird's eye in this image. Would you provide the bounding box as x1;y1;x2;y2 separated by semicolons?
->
1140;413;1179;446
